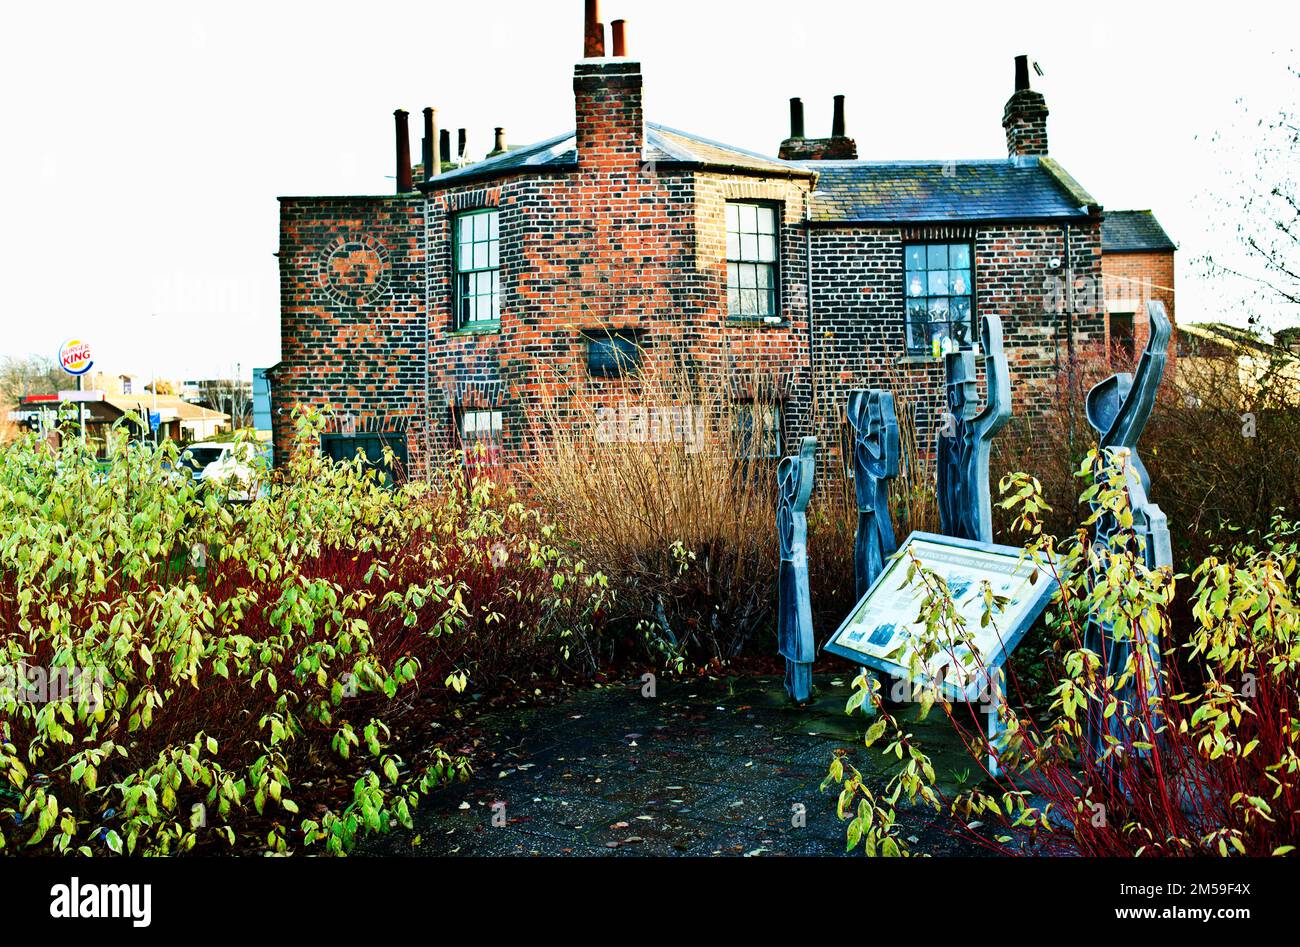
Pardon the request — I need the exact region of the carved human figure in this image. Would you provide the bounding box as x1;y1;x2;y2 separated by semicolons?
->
1083;300;1173;759
936;314;1012;543
777;436;817;703
847;390;901;599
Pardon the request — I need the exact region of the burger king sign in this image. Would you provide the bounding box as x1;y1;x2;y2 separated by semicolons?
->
58;339;94;376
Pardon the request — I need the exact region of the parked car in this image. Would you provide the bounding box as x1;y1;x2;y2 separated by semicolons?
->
179;441;265;500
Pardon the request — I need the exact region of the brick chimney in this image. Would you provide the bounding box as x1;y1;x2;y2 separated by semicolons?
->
778;95;857;161
1003;55;1049;157
574;4;643;167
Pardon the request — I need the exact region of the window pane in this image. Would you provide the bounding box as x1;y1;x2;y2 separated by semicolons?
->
927;244;948;269
757;234;776;261
728;286;740;313
950;269;970;296
740;202;757;232
906;246;926;270
726;231;740;259
756;264;771;289
725;202;739;231
949;244;970;268
473;241;488;269
756;206;776;235
741;233;758;260
907;271;925;297
458;216;473;243
487;212;498;240
928;270;949;295
739;264;756;289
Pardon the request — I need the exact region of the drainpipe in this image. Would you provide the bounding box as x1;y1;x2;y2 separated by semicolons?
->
1064;221;1075;456
805;187;817;443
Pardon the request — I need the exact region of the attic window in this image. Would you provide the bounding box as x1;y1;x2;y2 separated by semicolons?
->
904;242;973;354
726;202;779;319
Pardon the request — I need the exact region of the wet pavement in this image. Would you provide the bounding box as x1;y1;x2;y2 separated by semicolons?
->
365;672;991;857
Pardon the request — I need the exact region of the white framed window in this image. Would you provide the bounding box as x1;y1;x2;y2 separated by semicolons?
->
726;202;779;319
455;209;501;326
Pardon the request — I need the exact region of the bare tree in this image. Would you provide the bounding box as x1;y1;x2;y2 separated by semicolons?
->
1199;65;1300;331
0;355;64;406
196;375;252;428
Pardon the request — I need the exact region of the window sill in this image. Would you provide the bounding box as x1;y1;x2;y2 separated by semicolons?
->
897;349;984;366
726;316;787;328
449;321;501;336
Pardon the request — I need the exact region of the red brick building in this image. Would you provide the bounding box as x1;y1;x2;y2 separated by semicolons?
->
1101;209;1177;358
272;9;1121;478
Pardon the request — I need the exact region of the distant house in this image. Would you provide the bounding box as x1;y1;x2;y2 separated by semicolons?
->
1101;209;1176;359
1176;322;1300;405
17;392;230;452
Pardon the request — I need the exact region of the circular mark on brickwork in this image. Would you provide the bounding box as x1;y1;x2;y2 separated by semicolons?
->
319;235;390;307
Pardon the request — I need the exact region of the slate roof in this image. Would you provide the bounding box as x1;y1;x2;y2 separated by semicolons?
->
423;125;1100;226
1102;210;1176;253
795;158;1094;223
423;123;810;187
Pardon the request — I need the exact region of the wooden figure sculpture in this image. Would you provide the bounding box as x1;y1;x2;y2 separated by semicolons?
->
847;390;901;600
1083;300;1173;759
936;313;1012;543
777;436;817;703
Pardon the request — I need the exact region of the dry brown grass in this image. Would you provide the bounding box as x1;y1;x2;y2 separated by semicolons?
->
525;358;783;666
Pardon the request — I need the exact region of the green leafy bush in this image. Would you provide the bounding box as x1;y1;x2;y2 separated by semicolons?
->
0;408;606;855
825;452;1300;857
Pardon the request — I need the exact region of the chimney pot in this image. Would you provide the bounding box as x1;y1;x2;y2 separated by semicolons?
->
394;109;413;193
439;129;451;168
457;128;467;160
491;127;507;155
832;94;846;138
789;97;804;138
1014;54;1030;91
584;0;606;57
611;18;627;56
422;107;440;182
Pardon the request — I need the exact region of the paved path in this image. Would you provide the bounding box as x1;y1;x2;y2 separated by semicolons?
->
367;672;990;857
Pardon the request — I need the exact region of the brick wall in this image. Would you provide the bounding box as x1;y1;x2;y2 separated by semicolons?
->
273;196;427;473
808;217;1104;471
1102;249;1176;352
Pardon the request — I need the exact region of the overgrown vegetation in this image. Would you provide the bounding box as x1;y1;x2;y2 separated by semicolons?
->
824;452;1300;857
0;408;606;855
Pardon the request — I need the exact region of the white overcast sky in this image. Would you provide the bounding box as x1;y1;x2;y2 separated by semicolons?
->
0;0;1295;381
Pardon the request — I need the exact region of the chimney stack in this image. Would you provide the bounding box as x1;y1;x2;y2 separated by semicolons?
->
778;95;856;161
611;18;627;56
788;97;804;139
457;128;467;161
422;107;441;181
1002;54;1049;157
574;6;641;167
394;109;413;193
584;0;605;57
439;129;451;169
489;127;508;156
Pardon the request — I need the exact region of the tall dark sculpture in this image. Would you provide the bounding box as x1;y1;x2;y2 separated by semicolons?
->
1084;301;1172;759
847;390;901;599
777;436;817;703
936;313;1012;543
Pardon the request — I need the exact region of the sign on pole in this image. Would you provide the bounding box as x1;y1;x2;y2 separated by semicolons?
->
58;339;94;376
